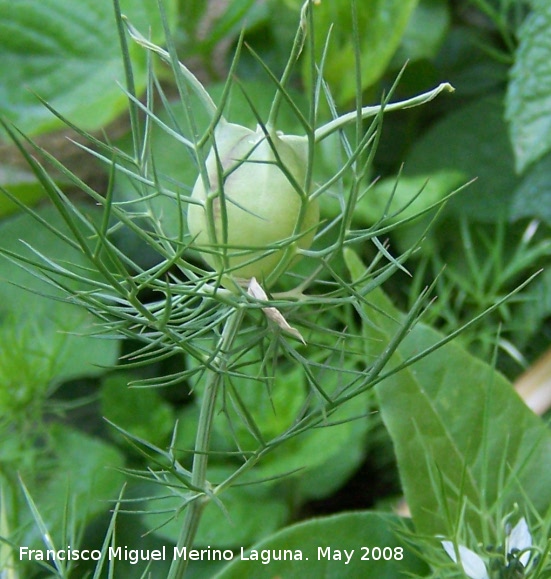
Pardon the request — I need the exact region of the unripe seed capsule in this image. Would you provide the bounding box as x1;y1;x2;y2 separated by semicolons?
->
188;123;319;283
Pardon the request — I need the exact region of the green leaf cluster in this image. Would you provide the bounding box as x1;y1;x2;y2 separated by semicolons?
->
0;0;178;136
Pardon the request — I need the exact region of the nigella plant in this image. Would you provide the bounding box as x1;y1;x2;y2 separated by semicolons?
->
0;0;457;577
441;515;540;579
125;2;452;292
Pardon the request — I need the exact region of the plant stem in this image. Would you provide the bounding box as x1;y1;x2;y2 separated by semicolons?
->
314;82;455;143
167;308;245;579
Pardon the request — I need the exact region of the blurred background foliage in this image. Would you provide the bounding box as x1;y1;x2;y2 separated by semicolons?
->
1;0;550;577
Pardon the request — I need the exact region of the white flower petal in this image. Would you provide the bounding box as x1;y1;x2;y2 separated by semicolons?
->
507;517;532;567
442;540;459;563
442;541;489;579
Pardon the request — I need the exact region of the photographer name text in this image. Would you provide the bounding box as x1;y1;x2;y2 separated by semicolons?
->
19;545;404;565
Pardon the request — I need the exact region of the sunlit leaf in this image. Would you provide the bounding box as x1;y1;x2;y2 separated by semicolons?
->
346;249;551;537
215;512;428;578
0;0;177;136
307;0;419;105
0;204;119;383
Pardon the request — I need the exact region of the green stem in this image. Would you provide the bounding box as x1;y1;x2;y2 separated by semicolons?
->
267;0;310;127
167;308;245;579
314;82;455;143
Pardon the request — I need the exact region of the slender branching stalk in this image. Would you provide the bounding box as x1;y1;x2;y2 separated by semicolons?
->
168;309;245;579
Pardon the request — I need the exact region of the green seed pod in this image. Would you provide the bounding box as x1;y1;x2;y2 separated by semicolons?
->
187;122;319;283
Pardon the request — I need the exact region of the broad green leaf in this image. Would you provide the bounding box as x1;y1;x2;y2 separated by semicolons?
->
214;511;429;578
288;416;369;501
0;315;83;416
191;342;371;501
195;479;289;548
179;0;263;60
178;0;208;43
307;0;419;105
185;342;307;454
510;152;551;224
101;373;175;448
405;95;519;221
0;0;177;136
196;0;260;54
0;165;45;218
41;424;124;511
22;423;124;547
506;1;551;173
0;204;119;383
360;170;465;225
393;0;450;63
141;466;290;548
435;27;508;97
253;395;371;501
346;249;551;537
206;361;307;452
